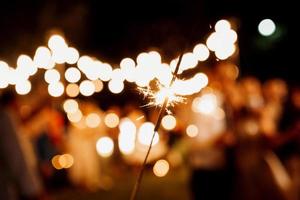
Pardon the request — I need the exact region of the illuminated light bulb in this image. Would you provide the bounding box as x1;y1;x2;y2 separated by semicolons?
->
67;109;82;123
63;99;78;114
138;122;159;146
0;61;9;88
258;19;276;36
48;34;67;51
65;67;81;83
155;63;173;87
153;159;169;177
215;19;231;32
136;52;149;66
0;60;9;71
33;46;53;69
148;51;162;64
108;80;124;94
44;69;60;84
77;56;93;74
65;47;79;64
225;29;238;44
98;63;113;81
193;44;210;61
206;32;220;52
59;154;74;169
104;113;120;128
85;113;101;128
48;81;64;97
51;49;68;64
83;61;103;81
8;68;29;85
118;131;136;155
66;83;80;97
161;115;177;130
111;68;125;81
119;118;137;134
179;52;198;72
51;155;63;170
93;79;104;92
79;80;95;96
17;55;37;76
120;57;136;82
15;80;31;95
215;44;236;60
195;72;209;88
96;137;114;157
192;93;218;115
118;119;137;155
186;124;199;137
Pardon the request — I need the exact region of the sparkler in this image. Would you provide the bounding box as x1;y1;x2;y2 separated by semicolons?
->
130;53;184;200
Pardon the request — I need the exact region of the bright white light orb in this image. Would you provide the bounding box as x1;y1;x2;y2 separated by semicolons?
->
258;19;276;36
79;80;95;96
161;115;177;130
48;81;64;97
65;47;79;64
138;122;159;146
193;44;210;61
44;69;60;84
108;80;124;94
192;93;218;115
65;67;81;83
34;46;53;69
96;137;114;157
15;80;31;95
63;99;78;114
215;19;231;32
67;110;82;123
118;118;137;155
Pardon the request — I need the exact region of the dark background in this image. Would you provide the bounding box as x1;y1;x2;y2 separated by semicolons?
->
0;0;296;84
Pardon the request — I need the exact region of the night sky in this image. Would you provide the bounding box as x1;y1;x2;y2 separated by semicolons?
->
0;0;295;84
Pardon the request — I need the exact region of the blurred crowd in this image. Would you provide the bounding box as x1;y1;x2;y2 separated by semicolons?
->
0;62;299;200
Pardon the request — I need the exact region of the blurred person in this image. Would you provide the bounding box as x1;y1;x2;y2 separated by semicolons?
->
66;102;103;190
0;91;43;200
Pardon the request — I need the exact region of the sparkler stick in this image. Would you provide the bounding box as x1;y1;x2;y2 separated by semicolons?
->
130;53;184;200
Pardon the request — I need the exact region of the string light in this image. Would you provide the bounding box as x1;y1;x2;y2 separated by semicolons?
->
65;67;81;83
48;81;64;97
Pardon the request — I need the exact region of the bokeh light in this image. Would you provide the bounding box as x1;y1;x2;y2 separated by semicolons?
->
104;113;120;128
161;115;177;130
186;124;199;137
258;19;276;36
65;67;81;83
85;113;101;128
79;80;95;96
48;81;64;97
66;83;80;97
138;122;159;146
63;99;79;114
44;69;60;84
96;137;114;157
153;159;170;177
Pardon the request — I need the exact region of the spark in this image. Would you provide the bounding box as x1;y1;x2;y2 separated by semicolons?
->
136;115;145;121
138;81;186;113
